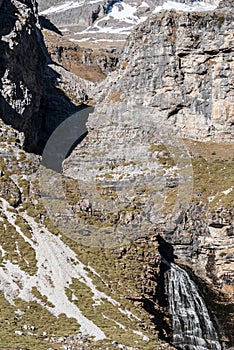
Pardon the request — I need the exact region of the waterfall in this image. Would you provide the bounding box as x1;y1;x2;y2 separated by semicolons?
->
165;263;222;350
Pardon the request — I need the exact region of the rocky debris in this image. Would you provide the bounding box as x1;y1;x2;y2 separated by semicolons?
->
0;119;39;206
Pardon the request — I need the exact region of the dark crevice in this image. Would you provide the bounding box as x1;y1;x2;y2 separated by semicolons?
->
158;235;177;262
143;298;172;343
142;236;177;344
104;0;123;14
39;15;63;35
167;104;184;119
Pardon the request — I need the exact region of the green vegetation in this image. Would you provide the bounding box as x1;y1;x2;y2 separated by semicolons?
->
191;156;234;208
0;219;37;275
149;144;175;167
0;292;79;350
149;141;234;211
219;251;227;257
31;287;55;308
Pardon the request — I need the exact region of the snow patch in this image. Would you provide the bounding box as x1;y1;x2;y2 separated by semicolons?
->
109;2;139;24
133;329;149;341
39;0;103;15
102;314;125;329
0;243;6;257
139;1;150;8
222;187;233;195
153;0;217;13
118;307;141;321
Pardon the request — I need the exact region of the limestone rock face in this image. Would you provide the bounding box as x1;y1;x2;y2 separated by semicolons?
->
160;205;234;292
94;8;234;142
0;0;46;151
64;7;234;217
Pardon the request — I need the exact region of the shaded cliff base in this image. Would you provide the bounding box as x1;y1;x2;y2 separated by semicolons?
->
0;0;93;156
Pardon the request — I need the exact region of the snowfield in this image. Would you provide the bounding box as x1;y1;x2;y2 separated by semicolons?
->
153;0;217;13
40;0;103;15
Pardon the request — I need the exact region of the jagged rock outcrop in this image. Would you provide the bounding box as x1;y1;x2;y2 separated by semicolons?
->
0;0;233;349
0;0;89;153
0;0;46;151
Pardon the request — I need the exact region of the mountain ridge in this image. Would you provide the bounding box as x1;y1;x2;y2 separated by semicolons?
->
37;0;220;47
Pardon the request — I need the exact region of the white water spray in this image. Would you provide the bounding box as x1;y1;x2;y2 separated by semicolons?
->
166;263;222;350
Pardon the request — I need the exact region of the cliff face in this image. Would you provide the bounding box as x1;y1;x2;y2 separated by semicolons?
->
64;5;234;345
0;2;176;349
94;7;234;142
0;0;46;151
64;4;234;270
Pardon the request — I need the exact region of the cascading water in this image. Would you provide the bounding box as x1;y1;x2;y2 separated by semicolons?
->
165;262;222;350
